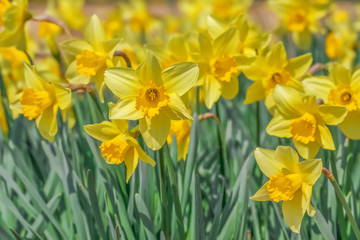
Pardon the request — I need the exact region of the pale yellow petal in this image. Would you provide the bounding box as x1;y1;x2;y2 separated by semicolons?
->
60;39;93;56
203;73;222;109
317;124;335;150
53;82;71;110
298;159;322;186
282;190;306;233
104;67;142;98
35;105;58;142
124;147;139;183
198;33;213;61
293;139;320;159
244;80;265;104
267;42;287;70
302;76;334;101
84;15;107;50
84;121;122;142
254;147;289;177
285;53;313;78
162;93;192;120
329;63;351;86
66;61;90;84
302;183;316;217
125;136;156;166
221;76;239;99
162;62;199;96
136;50;162;86
213;27;239;56
23;62;44;91
273;85;303;118
250;182;271;201
266;115;292;138
139;114;170;150
109;99;144;120
318;104;347;125
339;110;360;140
206;14;227;39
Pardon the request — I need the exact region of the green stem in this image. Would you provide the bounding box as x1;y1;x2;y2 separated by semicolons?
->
256;101;260;147
323;168;360;239
159;148;169;239
195;87;200;115
215;102;229;178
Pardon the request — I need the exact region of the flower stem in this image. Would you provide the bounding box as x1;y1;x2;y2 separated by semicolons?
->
159;148;169;238
256;101;260;147
322;167;360;239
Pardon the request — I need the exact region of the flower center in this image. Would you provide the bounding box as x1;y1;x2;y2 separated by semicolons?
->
267;70;291;90
328;85;358;111
286;9;308;32
290;113;317;144
210;55;238;83
0;0;11;27
20;88;54;120
136;82;170;119
76;50;107;77
267;173;302;202
99;135;130;164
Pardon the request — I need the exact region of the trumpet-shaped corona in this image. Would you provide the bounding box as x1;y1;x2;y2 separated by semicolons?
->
286;9;308;32
290;113;317;144
267;173;302;202
76;50;107;77
328;85;358;111
267;70;291;90
20;88;54;120
210;55;238;83
135;82;170;119
100;135;130;164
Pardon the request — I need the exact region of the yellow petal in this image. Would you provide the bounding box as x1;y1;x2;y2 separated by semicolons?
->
302;183;316;217
60;39;93;56
198;33;212;61
273;85;303;118
168;35;188;61
318;104;347;125
267;42;287;70
285;53;313;78
162;93;192;120
302;76;334;101
274;146;300;174
292;30;312;50
84;15;107;50
266;114;292;138
109;99;144;120
339;110;360;140
124;147;139;183
244;80;265;104
66;61;90;84
23;62;45;91
351;69;360;93
293;139;320;159
282;190;305;233
104;67;142;98
139;114;170;150
94;70;106;103
84;120;123;142
126;137;156;167
243;57;271;81
206;14;227;39
329;63;351;86
35;105;58;142
213;27;239;56
221;76;239;99
53;82;71;110
298;159;322;186
203;73;222;109
250;182;271;201
317;123;335;150
136;50;162;86
162;62;199;96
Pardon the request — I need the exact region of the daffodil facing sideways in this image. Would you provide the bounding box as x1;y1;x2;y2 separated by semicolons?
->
251;146;322;233
303;63;360;140
84;120;155;183
243;42;312;113
11;62;72;141
268;0;329;49
167;119;191;161
197;27;254;109
0;0;32;51
61;15;123;101
104;51;199;150
266;85;347;159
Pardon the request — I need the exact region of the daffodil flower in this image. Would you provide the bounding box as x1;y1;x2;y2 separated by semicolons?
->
251;146;322;233
167;119;191;161
84;120;155;183
61;15;122;101
243;42;312;113
12;62;71;141
0;95;8;133
303;63;360;139
266;85;347;159
197;28;254;109
0;0;32;51
104;51;199;150
268;0;329;49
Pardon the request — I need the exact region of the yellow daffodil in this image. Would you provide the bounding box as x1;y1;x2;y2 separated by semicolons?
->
205;14;270;57
197;28;254;109
11;62;71;141
0;0;11;26
57;0;86;30
243;42;312;112
0;0;32;51
251;146;322;233
84;120;155;183
266;85;347;158
0;95;8;133
104;51;199;150
61;15;122;101
167;119;191;161
268;0;329;49
303;63;360;139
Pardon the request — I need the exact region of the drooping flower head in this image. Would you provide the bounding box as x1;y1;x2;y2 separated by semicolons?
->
266;85;347;158
84;120;155;183
251;146;322;233
104;50;199;150
303;63;360;139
